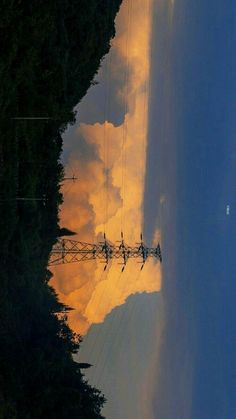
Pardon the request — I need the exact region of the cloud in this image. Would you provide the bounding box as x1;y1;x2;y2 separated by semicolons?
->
77;292;164;419
51;0;161;335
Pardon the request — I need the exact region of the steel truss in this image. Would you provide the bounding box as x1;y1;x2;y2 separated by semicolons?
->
49;234;162;271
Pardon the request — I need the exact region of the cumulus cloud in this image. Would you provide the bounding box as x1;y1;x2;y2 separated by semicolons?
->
51;0;161;335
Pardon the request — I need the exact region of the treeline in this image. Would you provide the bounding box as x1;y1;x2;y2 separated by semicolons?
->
0;0;122;417
0;0;121;119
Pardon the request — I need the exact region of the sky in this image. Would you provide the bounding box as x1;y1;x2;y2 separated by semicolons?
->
51;0;162;337
51;0;236;418
151;1;236;418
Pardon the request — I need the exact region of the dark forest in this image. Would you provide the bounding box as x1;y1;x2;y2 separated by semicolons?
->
0;1;122;417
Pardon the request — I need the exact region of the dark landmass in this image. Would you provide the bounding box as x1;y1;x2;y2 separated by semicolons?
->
0;1;122;417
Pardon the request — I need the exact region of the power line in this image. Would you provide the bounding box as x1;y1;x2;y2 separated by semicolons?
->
121;0;133;233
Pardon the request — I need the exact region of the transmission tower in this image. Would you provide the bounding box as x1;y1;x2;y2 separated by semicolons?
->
49;233;162;271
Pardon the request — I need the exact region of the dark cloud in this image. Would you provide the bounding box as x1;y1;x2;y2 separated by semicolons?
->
74;49;126;127
62;123;99;165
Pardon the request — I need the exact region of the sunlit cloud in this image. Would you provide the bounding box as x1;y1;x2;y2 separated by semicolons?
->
51;0;161;335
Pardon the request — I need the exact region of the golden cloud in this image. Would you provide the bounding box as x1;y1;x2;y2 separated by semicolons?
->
51;0;161;335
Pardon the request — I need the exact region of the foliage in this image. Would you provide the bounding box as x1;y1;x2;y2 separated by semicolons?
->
0;0;122;417
58;227;77;237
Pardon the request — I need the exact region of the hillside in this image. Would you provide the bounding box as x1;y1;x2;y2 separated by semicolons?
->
0;1;122;417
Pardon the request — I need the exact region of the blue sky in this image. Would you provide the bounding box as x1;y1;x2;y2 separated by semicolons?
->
151;1;236;418
66;0;236;417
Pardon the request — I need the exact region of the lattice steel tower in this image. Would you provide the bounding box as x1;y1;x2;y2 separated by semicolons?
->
49;233;162;271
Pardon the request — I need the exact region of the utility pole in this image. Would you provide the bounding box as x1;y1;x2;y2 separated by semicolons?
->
11;117;52;120
15;197;47;202
0;195;47;203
